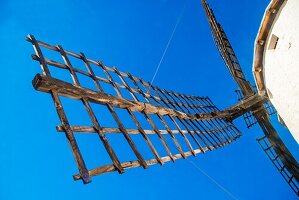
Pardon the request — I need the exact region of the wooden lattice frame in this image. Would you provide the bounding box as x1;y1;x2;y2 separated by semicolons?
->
28;35;242;183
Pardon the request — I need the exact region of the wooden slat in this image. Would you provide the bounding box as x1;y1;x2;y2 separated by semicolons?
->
168;92;221;147
183;95;232;144
149;85;206;152
157;88;214;150
27;35;51;76
51;92;92;183
60;47;125;174
177;93;226;146
127;72;197;157
82;99;125;173
97;64;149;168
73;146;211;181
114;67;185;159
28;37;92;183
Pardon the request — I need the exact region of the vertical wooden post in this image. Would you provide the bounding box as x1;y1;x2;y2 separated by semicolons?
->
28;36;91;183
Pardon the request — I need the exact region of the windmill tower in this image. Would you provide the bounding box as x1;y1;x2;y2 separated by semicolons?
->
253;0;299;144
27;0;299;196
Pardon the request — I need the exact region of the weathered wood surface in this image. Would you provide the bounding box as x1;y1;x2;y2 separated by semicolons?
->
28;35;92;183
72;141;236;181
34;75;184;118
56;124;233;135
33;74;215;121
29;34;242;184
204;94;268;121
51;92;92;183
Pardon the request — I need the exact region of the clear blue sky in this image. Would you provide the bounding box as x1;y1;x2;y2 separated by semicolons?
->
0;0;298;199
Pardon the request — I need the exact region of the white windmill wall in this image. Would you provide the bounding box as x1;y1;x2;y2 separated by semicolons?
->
263;0;299;144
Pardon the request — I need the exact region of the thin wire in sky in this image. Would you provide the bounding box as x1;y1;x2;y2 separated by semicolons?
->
163;133;239;200
189;160;239;200
149;0;187;86
148;2;239;199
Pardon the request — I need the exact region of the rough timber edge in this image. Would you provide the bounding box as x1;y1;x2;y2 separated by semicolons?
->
252;0;287;96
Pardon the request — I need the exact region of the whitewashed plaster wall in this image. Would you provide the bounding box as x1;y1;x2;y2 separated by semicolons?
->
263;0;299;143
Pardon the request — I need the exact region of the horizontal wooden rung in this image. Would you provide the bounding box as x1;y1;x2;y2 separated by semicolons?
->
73;146;212;181
56;126;230;135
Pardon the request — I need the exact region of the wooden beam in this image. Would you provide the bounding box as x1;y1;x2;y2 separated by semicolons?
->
197;94;268;121
33;74;212;120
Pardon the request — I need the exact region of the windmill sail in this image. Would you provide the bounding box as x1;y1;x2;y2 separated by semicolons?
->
201;0;299;195
201;0;254;97
28;35;242;183
255;109;299;195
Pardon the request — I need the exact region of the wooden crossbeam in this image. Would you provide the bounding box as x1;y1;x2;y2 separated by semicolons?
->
56;126;232;135
33;74;213;121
